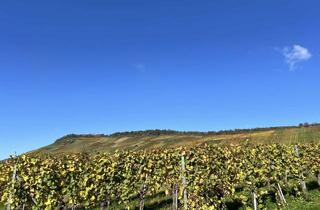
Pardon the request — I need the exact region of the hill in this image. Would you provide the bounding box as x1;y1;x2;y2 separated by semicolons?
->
30;123;320;155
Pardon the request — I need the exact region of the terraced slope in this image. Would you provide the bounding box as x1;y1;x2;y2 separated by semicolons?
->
30;124;320;155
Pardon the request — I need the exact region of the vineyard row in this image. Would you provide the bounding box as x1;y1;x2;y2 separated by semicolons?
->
1;143;320;209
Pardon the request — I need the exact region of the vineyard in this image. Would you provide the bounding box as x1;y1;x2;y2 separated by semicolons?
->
1;143;320;210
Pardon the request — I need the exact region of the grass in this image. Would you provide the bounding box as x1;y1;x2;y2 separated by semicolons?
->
107;188;320;210
0;192;319;209
91;186;320;210
94;192;172;210
285;189;320;210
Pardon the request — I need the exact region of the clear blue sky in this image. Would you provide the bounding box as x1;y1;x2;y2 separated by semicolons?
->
1;0;319;159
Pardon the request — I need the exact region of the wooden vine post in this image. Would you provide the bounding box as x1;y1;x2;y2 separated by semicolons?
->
277;183;287;205
139;174;148;210
252;192;257;210
100;202;104;210
7;164;17;210
294;145;307;193
317;172;320;187
181;155;188;210
172;184;178;210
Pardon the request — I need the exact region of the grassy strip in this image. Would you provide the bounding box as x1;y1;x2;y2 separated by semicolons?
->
284;189;320;210
105;188;320;210
103;192;172;210
2;189;320;209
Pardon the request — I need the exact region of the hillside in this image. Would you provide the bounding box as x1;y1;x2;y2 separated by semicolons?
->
31;123;320;155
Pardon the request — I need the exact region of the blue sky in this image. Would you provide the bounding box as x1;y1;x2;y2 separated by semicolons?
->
0;0;319;159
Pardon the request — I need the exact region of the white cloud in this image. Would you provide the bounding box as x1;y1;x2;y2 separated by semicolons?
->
282;45;312;70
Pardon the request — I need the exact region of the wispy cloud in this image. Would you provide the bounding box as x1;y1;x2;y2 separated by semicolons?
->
132;63;146;73
282;45;312;70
